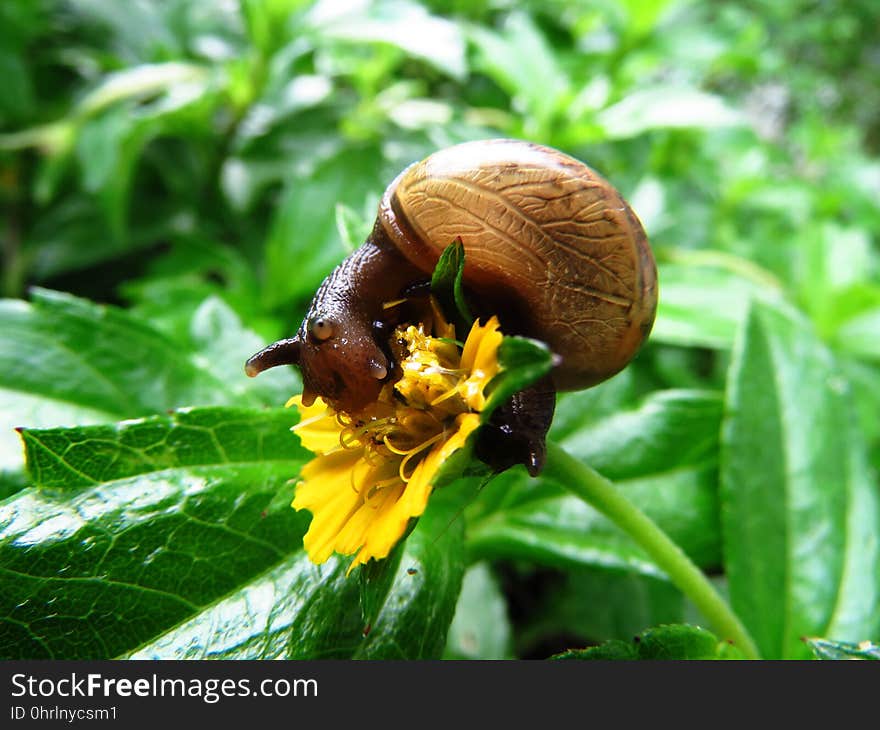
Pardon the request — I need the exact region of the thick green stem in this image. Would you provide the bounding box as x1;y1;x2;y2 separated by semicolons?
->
544;441;760;660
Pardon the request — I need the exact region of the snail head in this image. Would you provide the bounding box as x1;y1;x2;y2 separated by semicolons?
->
245;311;390;414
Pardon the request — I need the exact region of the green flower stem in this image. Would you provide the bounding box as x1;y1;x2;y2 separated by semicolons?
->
544;441;761;660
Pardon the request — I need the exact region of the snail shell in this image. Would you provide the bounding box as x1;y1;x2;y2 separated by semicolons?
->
378;138;657;390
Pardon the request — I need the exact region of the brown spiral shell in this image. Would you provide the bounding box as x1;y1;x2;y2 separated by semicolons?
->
377;138;657;390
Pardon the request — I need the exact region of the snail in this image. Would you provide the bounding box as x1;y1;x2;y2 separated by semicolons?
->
246;139;657;475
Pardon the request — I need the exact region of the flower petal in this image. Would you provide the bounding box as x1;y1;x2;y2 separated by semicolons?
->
293;448;365;563
355;413;481;565
409;413;481;494
460;316;502;377
290;396;342;454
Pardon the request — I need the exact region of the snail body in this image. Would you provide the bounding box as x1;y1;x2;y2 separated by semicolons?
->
246;139;657;473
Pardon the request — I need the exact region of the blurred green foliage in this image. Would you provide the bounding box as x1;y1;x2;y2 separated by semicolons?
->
1;0;878;659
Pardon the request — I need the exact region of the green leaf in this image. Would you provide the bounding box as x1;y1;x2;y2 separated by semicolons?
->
22;199;147;280
560;389;723;482
836;306;880;362
307;0;467;80
0;289;243;418
75;62;207;118
0;288;296;483
485;336;556;416
0;390;111;484
653;262;781;350
121;239;268;346
468;12;569;134
721;301;880;659
0;407;309;659
358;542;406;632
806;638;880;661
0;289;273;480
798;223;876;335
444;562;512;659
130;483;466;659
0;51;34;120
841;358;880;456
555;624;737;660
468;463;720;578
598;87;743;139
75;107;149;240
430;238;473;327
0;470;27;503
335;202;372;254
188;296;300;408
550;370;639;439
18;407;306;489
557;639;637;660
240;0;307;55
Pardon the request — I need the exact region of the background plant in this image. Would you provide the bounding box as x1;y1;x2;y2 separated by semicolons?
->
1;0;878;660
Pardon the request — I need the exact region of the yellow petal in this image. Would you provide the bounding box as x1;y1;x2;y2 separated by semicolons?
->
293;448;364;563
472;316;503;377
460;316;502;376
350;482;413;569
290;396;342;455
333;462;402;555
357;413;481;564
409;413;481;494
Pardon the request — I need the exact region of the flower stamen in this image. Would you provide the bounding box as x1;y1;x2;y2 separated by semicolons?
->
397;432;446;483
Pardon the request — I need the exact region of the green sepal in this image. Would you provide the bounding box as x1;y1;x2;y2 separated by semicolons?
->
430;238;473;329
483;335;556;419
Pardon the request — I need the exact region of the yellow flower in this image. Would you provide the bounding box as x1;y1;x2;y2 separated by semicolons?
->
289;314;503;572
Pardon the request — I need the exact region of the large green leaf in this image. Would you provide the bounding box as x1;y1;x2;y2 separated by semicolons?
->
130;479;466;659
514;566;685;656
2;406;465;659
0;288;243;418
0;407;308;659
306;0;467;80
652;263;781;350
597;87;743;139
0;390;110;490
444;562;512;659
560;389;722;482
468;464;719;577
17;407;304;489
721;301;880;659
468;12;569;136
0;289;285;481
187;296;301;409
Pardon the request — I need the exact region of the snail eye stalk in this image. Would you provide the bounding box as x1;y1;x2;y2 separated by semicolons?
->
244;337;301;377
